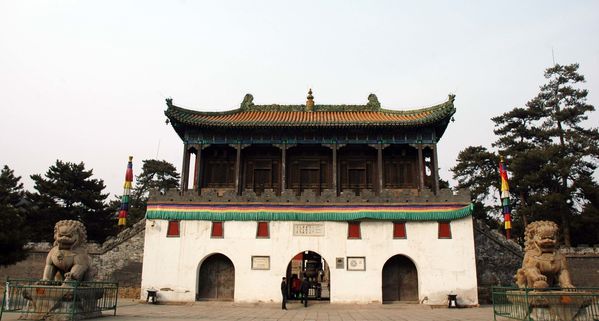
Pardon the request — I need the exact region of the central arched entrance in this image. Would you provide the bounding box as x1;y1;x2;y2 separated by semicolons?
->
285;251;330;301
382;254;418;303
197;253;235;301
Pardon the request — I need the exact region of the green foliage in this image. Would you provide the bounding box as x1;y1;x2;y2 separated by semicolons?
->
452;146;500;203
451;146;502;228
27;160;116;243
135;159;180;200
0;165;29;266
452;64;599;245
569;174;599;245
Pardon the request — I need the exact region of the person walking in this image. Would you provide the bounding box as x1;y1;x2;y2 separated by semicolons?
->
280;277;288;310
300;276;311;308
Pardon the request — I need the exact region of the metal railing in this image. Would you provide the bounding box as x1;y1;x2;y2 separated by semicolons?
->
1;278;118;321
492;286;599;321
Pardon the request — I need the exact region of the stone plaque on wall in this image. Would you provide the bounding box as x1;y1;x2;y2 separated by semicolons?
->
293;223;325;236
336;257;344;269
251;256;270;270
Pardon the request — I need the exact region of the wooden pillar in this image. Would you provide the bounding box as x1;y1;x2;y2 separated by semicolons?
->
332;143;338;195
181;144;190;192
193;144;202;194
417;143;424;191
377;143;383;195
323;143;339;195
281;143;287;192
432;143;440;194
235;143;242;195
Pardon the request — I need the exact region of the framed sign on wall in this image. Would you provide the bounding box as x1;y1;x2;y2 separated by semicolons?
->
347;257;365;271
251;256;270;270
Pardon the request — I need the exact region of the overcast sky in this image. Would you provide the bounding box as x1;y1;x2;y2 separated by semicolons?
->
1;0;598;198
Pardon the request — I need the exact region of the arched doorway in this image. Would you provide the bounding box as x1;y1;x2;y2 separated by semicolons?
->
197;253;235;301
285;251;330;301
382;255;418;303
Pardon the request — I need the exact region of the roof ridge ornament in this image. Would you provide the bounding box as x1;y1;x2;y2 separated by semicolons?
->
366;93;380;109
241;94;254;110
166;97;173;108
306;88;314;112
448;93;456;102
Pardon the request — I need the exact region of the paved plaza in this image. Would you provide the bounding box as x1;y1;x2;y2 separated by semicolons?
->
2;300;498;321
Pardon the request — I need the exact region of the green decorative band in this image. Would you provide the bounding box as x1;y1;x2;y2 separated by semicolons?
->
146;203;473;222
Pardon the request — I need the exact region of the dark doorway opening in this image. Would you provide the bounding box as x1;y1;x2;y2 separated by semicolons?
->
197;253;235;301
285;251;330;301
382;255;419;303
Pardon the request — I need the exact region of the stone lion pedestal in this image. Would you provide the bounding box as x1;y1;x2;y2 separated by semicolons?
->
12;220;116;320
506;290;596;321
20;283;104;321
495;221;599;321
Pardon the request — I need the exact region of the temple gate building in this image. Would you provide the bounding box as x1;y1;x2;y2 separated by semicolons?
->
141;91;478;305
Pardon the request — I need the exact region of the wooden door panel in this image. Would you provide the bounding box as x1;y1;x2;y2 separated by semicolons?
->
382;255;418;302
198;254;235;301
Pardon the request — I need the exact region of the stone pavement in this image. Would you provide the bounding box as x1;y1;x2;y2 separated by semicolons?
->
1;300;499;321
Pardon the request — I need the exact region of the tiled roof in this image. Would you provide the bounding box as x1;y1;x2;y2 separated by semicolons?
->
165;94;456;129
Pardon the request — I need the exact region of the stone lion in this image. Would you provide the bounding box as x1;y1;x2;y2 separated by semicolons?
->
515;220;573;289
42;220;96;282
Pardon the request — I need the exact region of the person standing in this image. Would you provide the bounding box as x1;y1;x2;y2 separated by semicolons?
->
280;277;288;310
291;274;300;299
300;276;311;308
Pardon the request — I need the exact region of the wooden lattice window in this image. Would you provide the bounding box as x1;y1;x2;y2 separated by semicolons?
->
167;220;180;237
256;221;269;238
348;222;361;239
438;221;452;239
393;222;407;239
211;221;224;238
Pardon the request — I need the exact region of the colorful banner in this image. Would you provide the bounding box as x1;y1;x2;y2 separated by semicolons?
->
499;156;512;237
118;156;133;226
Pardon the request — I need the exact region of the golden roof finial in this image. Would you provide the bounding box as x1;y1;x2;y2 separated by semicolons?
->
306;88;314;112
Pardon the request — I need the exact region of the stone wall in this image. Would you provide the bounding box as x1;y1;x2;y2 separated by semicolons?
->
0;244;52;280
473;220;523;303
562;247;599;287
92;219;146;298
93;219;145;286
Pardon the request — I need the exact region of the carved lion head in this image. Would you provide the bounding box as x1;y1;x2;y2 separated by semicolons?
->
53;220;88;250
524;220;559;253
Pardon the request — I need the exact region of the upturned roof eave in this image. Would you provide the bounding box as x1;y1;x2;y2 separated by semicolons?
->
163;95;456;138
165;109;456;131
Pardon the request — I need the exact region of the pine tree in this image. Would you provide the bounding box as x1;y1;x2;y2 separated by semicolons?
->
0;165;29;266
491;106;547;229
452;64;599;245
514;64;598;246
134;159;180;200
28;160;115;242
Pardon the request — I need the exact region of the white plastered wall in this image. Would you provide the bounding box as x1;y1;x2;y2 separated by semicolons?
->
141;216;478;305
